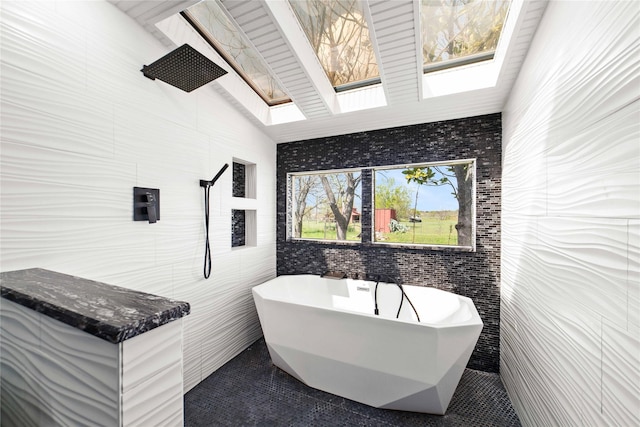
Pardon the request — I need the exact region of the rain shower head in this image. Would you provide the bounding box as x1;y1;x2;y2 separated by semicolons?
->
141;44;227;93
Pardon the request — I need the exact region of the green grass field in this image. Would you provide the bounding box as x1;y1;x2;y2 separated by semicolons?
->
300;212;459;245
300;221;361;241
378;218;458;245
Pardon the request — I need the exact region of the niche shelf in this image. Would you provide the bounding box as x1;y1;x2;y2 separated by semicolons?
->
232;209;256;248
232;159;256;199
231;158;257;249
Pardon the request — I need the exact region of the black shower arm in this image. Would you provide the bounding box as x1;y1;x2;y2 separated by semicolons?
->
200;163;229;188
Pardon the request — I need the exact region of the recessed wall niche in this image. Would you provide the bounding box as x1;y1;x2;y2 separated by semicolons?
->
232;159;256;199
231;209;256;248
231;158;257;249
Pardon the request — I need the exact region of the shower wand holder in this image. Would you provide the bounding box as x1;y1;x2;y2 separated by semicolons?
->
200;163;229;279
200;163;229;188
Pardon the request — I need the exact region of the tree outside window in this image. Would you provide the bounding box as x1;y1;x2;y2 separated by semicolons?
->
289;160;474;249
374;160;475;247
291;171;362;241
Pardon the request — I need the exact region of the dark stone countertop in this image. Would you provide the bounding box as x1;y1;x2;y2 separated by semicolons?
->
0;268;190;344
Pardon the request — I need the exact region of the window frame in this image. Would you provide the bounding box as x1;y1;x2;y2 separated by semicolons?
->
181;8;292;106
288;167;363;244
286;159;476;252
420;0;511;75
372;159;476;251
287;0;381;92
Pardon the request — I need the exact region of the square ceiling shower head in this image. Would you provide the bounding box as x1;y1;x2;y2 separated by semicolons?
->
141;44;227;93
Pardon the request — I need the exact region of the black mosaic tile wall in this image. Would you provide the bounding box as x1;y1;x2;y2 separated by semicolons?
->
233;162;246;198
276;113;502;373
232;209;245;247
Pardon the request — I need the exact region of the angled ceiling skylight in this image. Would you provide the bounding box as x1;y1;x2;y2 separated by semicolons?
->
421;0;511;73
183;0;291;105
288;0;380;92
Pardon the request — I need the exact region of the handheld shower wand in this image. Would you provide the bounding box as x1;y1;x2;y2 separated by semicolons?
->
201;163;229;279
200;163;229;189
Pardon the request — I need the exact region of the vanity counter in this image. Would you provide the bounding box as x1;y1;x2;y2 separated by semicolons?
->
0;268;189;426
0;268;190;343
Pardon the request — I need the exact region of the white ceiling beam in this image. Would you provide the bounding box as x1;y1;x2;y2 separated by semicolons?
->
367;0;422;105
259;0;339;116
109;0;200;24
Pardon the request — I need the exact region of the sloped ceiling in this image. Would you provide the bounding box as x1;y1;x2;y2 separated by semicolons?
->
109;0;547;143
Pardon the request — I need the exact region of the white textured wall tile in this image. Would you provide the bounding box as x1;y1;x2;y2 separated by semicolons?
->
209;209;233;258
153;222;202;266
86;46;199;128
181;325;203;391
546;102;640;218
502;1;640;426
0;218;157;278
171;263;210;390
501;215;538;302
122;361;183;427
535;217;629;325
602;322;640;424
500;298;605;426
257;213;277;246
503;1;639;152
0;142;134;218
39;313;119;397
181;311;205;391
37;316;119;425
1;300;120;427
240;245;276;286
78;4;200;127
0;3;86;91
121;319;183;394
501;118;548;216
629;220;640;339
0;299;44;426
516;300;603;425
98;264;175;299
114;107;210;173
0;92;116;158
198;252;262;379
0;0;276;408
120;319;184;426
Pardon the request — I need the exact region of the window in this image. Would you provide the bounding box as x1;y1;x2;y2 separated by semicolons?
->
289;0;380;91
421;0;511;73
183;1;291;105
373;160;475;248
290;170;362;241
288;161;475;250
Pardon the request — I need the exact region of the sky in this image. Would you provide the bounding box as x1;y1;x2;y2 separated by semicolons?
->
375;167;459;212
298;166;461;215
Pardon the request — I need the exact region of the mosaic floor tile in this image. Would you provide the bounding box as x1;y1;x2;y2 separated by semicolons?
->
184;338;520;426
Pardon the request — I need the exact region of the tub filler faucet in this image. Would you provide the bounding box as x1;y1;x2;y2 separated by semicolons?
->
320;271;347;279
374;274;421;322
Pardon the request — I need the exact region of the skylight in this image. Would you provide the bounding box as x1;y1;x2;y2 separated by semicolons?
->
183;1;291;105
421;0;511;72
288;0;380;91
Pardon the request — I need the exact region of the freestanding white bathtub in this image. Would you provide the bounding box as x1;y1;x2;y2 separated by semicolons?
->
252;274;483;415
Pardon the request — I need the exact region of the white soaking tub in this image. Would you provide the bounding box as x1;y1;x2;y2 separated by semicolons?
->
252;274;483;415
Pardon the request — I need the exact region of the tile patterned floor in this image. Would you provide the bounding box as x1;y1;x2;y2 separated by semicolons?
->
184;338;521;426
